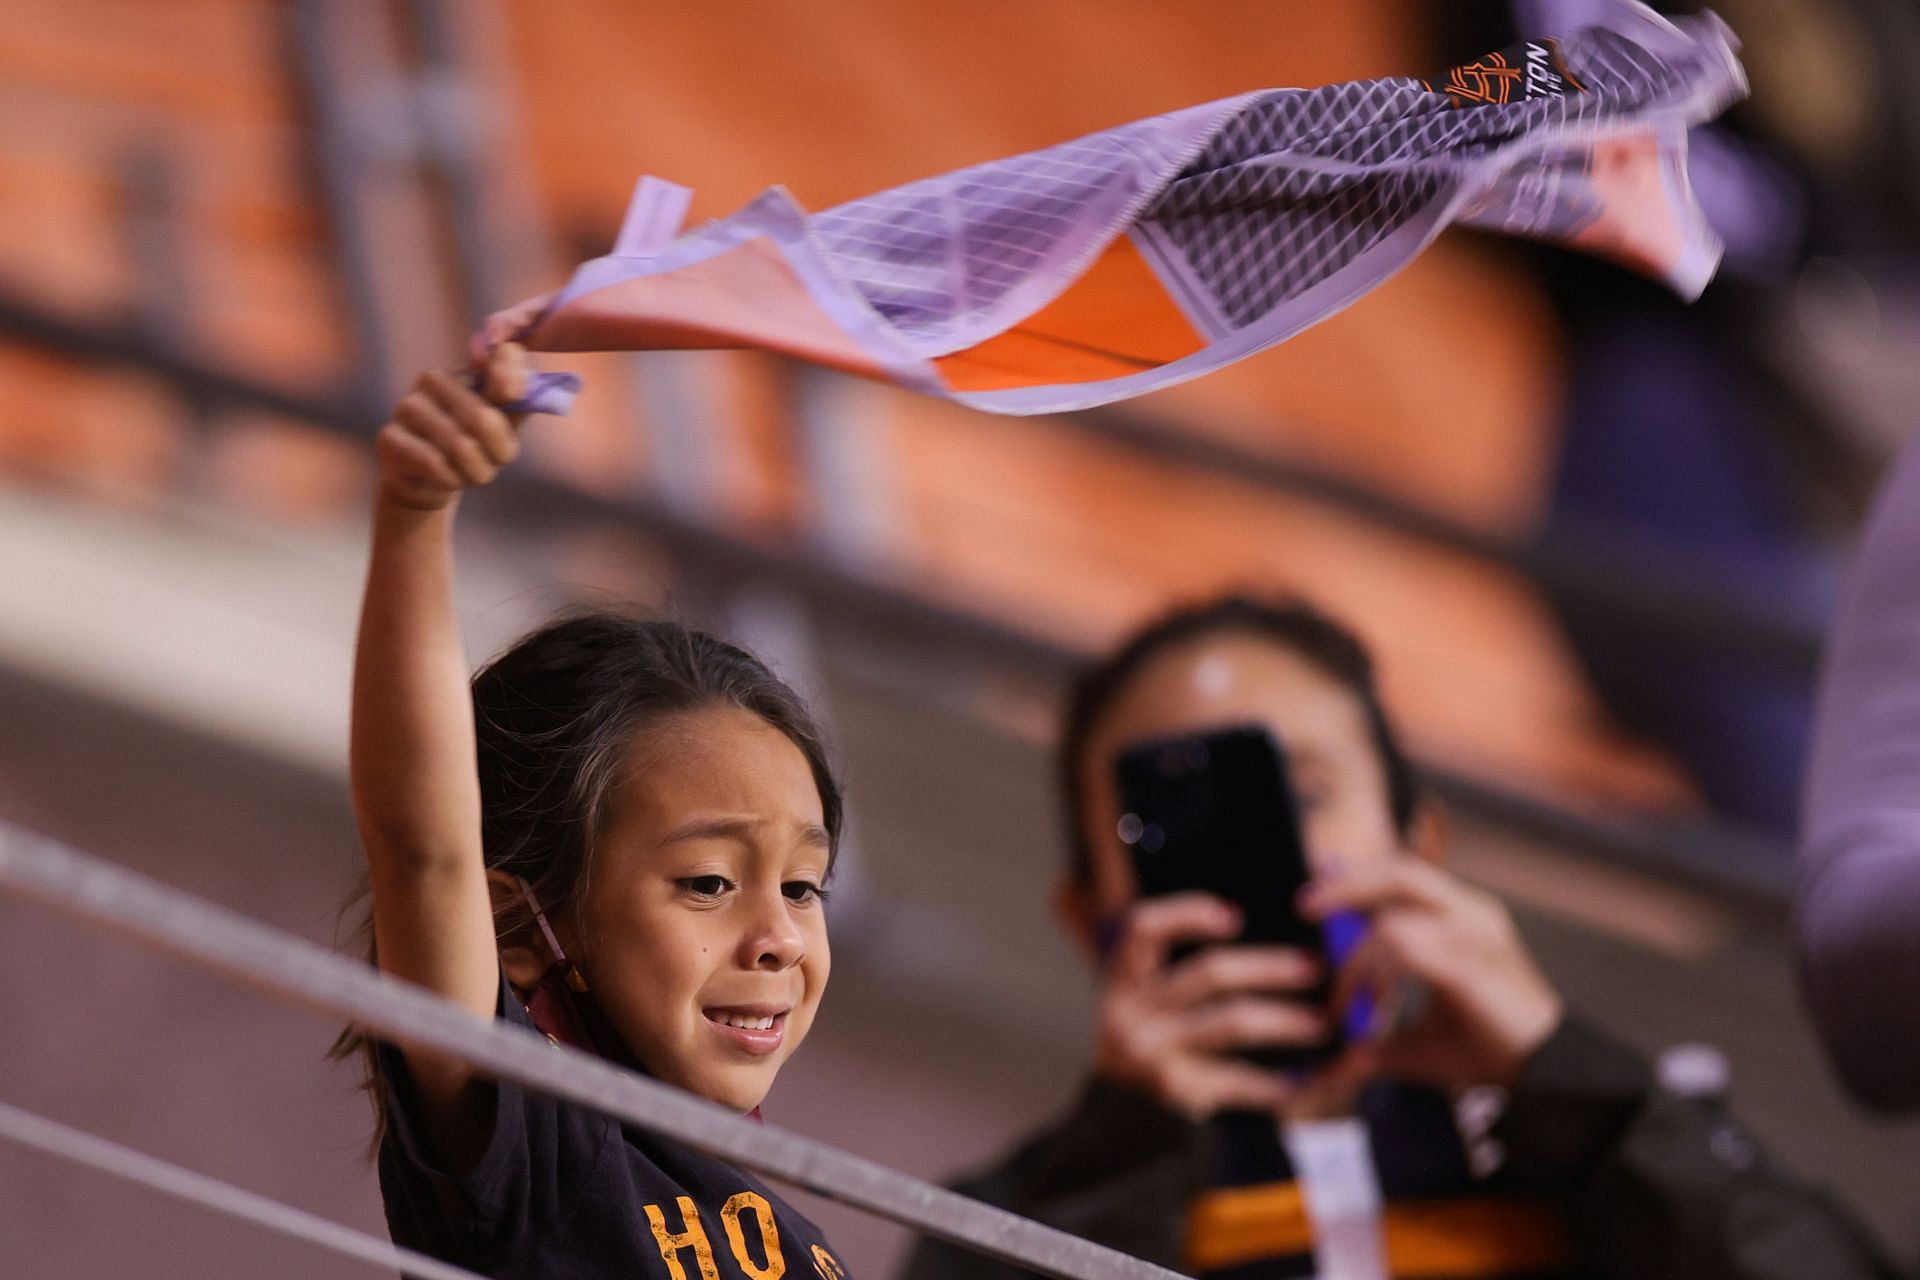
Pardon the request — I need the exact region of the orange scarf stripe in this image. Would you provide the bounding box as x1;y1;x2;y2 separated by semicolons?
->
1184;1181;1570;1278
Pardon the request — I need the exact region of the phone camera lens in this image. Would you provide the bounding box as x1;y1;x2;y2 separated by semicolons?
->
1139;823;1165;854
1116;813;1145;845
1186;741;1210;769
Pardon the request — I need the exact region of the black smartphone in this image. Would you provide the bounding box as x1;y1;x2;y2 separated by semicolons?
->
1113;724;1337;1069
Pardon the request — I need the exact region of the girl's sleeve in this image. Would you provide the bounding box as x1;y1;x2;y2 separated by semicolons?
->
1799;430;1920;1112
374;974;616;1269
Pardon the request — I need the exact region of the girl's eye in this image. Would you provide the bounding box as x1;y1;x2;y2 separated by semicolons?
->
678;875;733;898
782;880;828;905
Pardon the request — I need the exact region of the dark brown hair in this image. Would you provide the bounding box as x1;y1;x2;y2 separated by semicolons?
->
333;610;843;1144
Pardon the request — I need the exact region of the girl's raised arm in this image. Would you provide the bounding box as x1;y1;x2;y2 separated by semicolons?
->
350;345;527;1161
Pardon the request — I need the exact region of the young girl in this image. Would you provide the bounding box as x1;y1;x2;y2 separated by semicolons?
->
340;344;852;1280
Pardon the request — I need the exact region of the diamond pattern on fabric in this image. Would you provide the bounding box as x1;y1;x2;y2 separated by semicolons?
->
1134;17;1727;331
508;6;1746;416
813;111;1211;350
1149;163;1445;326
805;12;1728;345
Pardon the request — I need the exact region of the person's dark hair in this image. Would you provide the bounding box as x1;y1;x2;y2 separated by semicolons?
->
332;610;843;1145
1057;594;1419;884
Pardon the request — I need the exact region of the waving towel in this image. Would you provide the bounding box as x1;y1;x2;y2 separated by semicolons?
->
488;3;1744;417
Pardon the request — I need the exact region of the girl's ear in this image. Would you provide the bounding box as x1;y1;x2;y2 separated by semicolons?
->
1408;796;1450;867
1052;876;1103;964
485;869;555;992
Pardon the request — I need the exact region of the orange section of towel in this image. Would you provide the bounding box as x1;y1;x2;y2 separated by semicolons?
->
535;235;888;379
933;236;1205;392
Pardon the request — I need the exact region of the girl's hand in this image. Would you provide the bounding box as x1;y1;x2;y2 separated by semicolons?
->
375;344;530;511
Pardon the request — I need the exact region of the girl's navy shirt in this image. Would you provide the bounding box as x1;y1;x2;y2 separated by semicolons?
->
375;979;851;1280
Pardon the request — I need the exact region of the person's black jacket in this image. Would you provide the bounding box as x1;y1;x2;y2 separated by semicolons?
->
900;1017;1895;1280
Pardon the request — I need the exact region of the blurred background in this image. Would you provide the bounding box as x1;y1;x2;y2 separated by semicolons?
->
5;0;1920;1275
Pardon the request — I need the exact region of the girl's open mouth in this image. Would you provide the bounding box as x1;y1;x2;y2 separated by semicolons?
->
703;1005;790;1055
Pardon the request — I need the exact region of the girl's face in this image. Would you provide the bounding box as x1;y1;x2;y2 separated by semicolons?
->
568;705;832;1112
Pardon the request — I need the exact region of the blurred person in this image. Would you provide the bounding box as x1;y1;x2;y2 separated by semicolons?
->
903;595;1890;1280
1800;431;1920;1114
333;345;857;1280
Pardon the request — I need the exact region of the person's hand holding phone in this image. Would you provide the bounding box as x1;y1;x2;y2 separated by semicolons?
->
1094;892;1329;1119
1301;859;1563;1089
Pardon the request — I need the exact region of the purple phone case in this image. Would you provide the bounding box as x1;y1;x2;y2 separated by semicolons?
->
1322;908;1375;1042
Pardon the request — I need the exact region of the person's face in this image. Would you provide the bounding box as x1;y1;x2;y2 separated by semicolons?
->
1077;632;1408;919
567;705;832;1112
